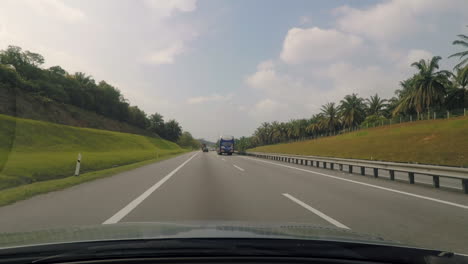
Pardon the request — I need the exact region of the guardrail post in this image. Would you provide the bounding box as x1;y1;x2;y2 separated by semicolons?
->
389;170;395;180
373;168;378;178
462;180;468;194
323;162;327;169
349;165;353;173
295;158;298;164
408;172;415;184
432;176;440;188
300;159;304;165
360;167;365;175
330;163;334;170
316;161;320;167
339;164;343;171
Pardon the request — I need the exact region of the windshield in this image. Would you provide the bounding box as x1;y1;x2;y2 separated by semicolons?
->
0;0;467;256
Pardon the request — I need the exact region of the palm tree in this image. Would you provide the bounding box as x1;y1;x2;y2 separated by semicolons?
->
319;102;341;134
306;114;324;137
365;94;387;116
270;121;286;143
339;94;366;129
393;78;416;115
448;26;468;69
454;66;468;89
406;56;451;113
73;72;95;87
445;67;468;109
254;122;272;145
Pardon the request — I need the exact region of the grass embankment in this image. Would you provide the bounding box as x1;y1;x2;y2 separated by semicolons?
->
0;114;187;196
0;152;184;207
249;117;468;167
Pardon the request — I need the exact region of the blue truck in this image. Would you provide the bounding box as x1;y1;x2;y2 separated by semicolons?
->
218;135;234;155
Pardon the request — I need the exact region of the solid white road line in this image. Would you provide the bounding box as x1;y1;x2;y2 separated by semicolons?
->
103;152;199;224
242;156;468;210
283;193;350;229
233;164;245;172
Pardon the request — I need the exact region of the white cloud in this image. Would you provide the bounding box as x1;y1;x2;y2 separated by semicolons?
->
140;0;199;65
335;0;467;42
257;60;275;70
245;65;278;90
144;0;197;18
146;43;186;65
249;98;286;120
26;0;85;22
319;62;400;100
404;49;433;67
187;94;233;104
280;27;362;64
245;60;303;96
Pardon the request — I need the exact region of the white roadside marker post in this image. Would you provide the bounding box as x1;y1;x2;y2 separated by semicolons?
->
75;153;82;176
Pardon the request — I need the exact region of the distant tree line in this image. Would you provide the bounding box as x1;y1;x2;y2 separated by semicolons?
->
236;27;468;152
0;45;184;142
177;131;201;149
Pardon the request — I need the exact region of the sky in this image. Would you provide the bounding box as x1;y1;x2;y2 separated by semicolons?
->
1;0;467;141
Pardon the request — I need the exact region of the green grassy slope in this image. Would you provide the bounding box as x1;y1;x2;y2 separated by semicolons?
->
0;114;185;190
249;117;468;167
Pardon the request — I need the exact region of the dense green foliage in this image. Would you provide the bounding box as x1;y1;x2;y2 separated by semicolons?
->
177;131;200;149
0;114;185;191
237;29;468;152
0;46;182;142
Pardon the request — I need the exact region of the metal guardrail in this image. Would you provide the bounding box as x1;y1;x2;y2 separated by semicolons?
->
245;152;468;194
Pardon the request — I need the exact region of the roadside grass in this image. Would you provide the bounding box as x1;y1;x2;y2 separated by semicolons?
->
0;151;189;207
0;114;186;190
249;116;468;167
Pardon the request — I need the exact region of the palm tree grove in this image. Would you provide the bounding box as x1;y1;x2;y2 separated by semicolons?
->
236;28;468;152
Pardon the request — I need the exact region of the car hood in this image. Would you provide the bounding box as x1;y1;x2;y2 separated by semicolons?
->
0;221;397;249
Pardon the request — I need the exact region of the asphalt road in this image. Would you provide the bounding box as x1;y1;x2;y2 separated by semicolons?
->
1;151;468;253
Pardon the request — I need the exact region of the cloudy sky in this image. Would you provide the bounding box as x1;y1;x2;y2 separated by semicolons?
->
1;0;467;141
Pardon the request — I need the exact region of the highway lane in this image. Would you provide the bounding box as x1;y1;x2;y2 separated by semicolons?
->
119;150;332;225
0;151;467;253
